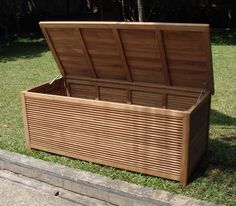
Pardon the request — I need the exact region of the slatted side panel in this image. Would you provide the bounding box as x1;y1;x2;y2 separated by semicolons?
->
25;95;184;181
167;95;197;111
67;82;197;110
30;79;66;96
132;91;163;107
188;96;211;174
69;83;96;99
99;87;128;103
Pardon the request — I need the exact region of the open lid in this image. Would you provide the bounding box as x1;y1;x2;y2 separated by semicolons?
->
40;21;214;93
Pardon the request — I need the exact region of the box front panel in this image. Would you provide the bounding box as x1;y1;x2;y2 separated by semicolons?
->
24;94;184;181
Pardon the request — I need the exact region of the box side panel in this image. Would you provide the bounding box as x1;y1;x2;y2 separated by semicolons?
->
188;95;211;176
24;93;185;181
29;78;66;96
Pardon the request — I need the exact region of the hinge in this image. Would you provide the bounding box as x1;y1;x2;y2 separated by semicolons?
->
197;81;208;102
49;73;62;85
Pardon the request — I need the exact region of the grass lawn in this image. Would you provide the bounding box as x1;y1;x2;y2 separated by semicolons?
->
0;32;236;205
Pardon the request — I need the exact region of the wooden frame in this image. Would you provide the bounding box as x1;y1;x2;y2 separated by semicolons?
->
21;22;214;185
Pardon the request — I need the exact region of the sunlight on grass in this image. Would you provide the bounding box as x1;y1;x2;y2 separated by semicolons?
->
0;33;236;205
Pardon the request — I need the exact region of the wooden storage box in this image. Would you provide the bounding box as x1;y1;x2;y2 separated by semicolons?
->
21;22;214;185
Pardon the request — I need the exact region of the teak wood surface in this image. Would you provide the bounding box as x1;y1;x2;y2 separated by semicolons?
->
22;22;214;185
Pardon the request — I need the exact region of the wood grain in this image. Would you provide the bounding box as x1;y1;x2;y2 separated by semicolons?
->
156;30;171;86
112;29;132;81
76;28;97;78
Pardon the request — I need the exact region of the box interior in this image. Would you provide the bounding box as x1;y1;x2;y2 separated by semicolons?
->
29;78;202;112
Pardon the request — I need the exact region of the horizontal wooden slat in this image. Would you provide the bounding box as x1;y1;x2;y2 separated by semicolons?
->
65;77;201;95
25;94;184;179
31;144;180;181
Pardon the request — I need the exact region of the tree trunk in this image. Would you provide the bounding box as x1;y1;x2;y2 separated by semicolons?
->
99;0;104;20
137;0;144;21
121;0;126;21
66;0;70;16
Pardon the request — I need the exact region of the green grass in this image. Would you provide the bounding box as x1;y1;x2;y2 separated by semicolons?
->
0;32;236;205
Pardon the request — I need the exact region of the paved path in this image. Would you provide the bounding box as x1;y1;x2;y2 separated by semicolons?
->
0;170;112;206
0;177;78;206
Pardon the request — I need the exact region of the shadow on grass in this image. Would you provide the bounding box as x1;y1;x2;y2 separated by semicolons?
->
210;109;236;126
0;35;48;62
191;135;236;184
190;109;236;183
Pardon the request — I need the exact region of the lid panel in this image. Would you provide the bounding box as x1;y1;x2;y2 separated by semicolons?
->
120;29;156;45
163;30;209;89
47;28;93;77
81;28;127;80
40;22;213;92
120;29;165;84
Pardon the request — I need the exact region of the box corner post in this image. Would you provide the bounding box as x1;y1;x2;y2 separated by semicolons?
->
180;113;190;186
21;92;31;150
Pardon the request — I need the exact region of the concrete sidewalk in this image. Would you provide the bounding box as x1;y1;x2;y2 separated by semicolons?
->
0;170;111;206
0;175;79;206
0;149;218;206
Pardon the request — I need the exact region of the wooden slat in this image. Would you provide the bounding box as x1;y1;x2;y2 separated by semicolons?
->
25;94;184;181
28;123;183;149
156;30;171;86
32;144;180;181
76;28;97;78
99;87;128;103
69;84;96;99
112;29;132;81
24;92;186;117
26;106;183;133
132;91;162;108
40;27;65;76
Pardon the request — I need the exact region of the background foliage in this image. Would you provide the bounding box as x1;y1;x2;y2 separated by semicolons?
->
0;0;236;43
